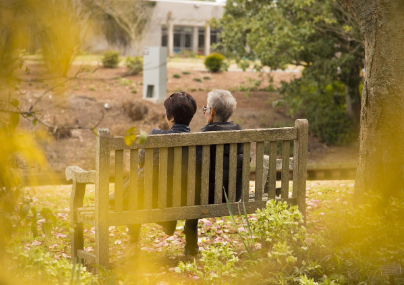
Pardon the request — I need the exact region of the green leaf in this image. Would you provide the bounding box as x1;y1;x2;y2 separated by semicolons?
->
124;126;138;146
25;66;30;74
9;113;19;132
32;119;38;126
20;203;30;220
11;99;19;108
136;131;147;144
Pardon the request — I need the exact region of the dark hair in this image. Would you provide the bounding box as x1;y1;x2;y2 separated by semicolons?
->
164;91;197;125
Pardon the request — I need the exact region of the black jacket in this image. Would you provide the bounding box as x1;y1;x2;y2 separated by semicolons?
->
200;122;244;204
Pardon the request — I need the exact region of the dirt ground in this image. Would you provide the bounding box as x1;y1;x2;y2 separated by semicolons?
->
15;63;358;174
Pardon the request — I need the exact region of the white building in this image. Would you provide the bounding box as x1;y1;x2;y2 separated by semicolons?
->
142;0;225;56
88;0;225;56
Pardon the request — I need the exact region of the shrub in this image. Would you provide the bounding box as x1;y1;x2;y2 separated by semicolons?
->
102;51;120;68
280;74;355;145
125;56;143;75
173;73;181;78
203;76;211;80
122;99;149;121
193;78;202;82
182;71;191;75
204;53;225;72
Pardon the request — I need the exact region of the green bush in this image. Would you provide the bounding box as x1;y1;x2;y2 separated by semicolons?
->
203;76;211;80
280;74;355;145
204;53;225;72
182;71;191;75
173;73;181;78
102;51;120;68
125;56;143;75
193;78;202;82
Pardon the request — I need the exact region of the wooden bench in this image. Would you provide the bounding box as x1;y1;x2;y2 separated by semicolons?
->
65;119;308;269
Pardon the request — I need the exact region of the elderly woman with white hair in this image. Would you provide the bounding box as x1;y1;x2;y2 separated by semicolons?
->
184;89;245;256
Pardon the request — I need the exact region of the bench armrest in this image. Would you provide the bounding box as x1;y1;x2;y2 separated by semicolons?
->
65;166;96;184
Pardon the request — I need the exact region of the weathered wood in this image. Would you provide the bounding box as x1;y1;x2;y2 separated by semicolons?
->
77;250;96;264
201;145;210;205
95;129;110;269
228;143;237;203
68;120;309;270
281;141;290;198
214;144;224;204
129;149;138;211
187;146;196;206
66;166;96;184
78;196;298;226
242;143;251;202
255;142;264;201
109;128;298;150
114;150;124;212
294;119;308;220
143;148;153;210
108;202;268;225
173;147;182;207
70;181;86;262
158;147;168;209
268;142;277;199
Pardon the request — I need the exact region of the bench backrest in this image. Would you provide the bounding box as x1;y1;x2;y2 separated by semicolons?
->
95;119;308;226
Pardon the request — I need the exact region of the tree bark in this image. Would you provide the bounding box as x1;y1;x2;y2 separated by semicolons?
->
340;0;404;203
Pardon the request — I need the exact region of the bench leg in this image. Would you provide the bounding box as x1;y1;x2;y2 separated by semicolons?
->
70;182;86;263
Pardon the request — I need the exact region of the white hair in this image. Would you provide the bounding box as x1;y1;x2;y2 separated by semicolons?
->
207;89;237;122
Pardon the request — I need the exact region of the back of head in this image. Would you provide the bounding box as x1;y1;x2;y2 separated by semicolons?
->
164;91;197;125
207;89;237;122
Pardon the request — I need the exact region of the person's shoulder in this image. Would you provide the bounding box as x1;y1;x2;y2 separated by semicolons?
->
201;122;243;132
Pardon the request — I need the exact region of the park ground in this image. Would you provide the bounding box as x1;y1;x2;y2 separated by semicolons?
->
11;180;354;284
16;56;358;176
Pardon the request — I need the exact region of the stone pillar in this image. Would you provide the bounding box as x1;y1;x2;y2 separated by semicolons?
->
168;22;174;57
192;26;199;54
204;24;210;56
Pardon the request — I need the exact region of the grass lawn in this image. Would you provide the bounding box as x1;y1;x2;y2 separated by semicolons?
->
8;180;355;284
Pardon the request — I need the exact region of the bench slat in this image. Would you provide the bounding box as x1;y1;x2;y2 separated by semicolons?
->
228;143;237;203
255;142;264;201
144;149;153;209
114;150;124;212
108;201;268;225
129;149;138;211
214;144;224;204
281;140;290;198
187;146;196;206
201;145;210;205
109;128;297;150
268;141;277;199
173;147;182;207
242;143;251;202
158;147;168;209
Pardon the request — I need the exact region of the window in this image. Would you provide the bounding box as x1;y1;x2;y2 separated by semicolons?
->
198;28;221;54
174;26;193;53
161;26;194;53
161;26;167;47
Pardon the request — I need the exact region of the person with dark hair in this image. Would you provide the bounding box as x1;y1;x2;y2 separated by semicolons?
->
109;91;197;253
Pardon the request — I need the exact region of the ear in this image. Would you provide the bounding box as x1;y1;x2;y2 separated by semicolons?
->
168;116;175;123
211;108;216;115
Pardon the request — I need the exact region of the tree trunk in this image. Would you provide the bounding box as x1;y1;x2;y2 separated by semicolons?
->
340;0;404;203
345;64;361;125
